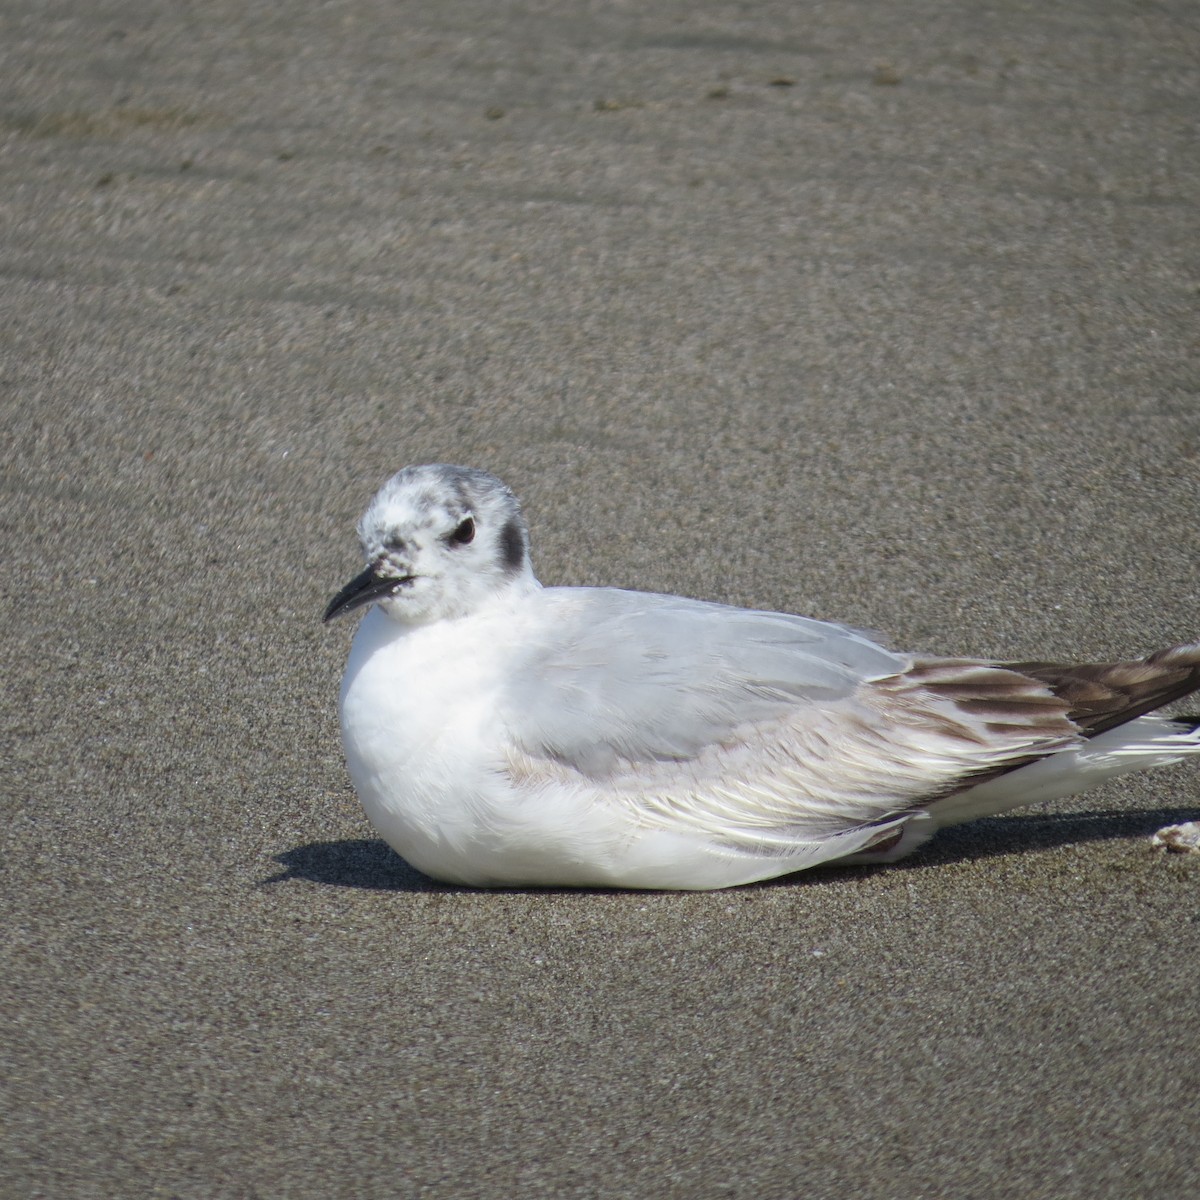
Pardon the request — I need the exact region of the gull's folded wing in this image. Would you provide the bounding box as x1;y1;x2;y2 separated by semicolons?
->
497;588;1082;855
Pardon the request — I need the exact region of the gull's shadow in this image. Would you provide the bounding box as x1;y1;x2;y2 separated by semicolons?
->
897;805;1197;870
262;806;1196;892
262;838;449;892
261;838;627;895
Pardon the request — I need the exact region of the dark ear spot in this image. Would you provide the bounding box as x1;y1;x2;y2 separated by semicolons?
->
499;517;526;574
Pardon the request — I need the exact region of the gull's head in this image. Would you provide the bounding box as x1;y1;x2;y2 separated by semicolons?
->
323;464;536;625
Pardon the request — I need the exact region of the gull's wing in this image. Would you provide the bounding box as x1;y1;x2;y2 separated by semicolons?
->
499;587;907;775
497;587;1083;853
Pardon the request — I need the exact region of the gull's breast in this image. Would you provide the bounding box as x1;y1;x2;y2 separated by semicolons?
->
337;608;516;874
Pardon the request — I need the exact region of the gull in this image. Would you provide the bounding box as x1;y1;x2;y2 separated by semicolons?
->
323;464;1200;890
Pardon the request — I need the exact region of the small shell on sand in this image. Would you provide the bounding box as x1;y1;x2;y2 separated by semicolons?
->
1151;822;1200;854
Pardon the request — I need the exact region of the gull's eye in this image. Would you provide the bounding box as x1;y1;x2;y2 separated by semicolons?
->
448;516;476;546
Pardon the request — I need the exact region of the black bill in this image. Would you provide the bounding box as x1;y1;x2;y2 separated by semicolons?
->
323;566;411;622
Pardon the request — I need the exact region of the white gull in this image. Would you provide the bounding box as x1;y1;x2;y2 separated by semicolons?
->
324;464;1200;889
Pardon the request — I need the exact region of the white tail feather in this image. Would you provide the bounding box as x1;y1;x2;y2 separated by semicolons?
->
843;716;1200;865
927;716;1200;829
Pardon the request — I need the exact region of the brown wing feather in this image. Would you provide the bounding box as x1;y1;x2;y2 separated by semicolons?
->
884;643;1200;804
1006;641;1200;738
868;658;1081;801
897;658;1078;741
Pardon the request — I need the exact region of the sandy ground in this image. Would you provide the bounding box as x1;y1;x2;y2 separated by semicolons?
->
3;1;1199;1196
